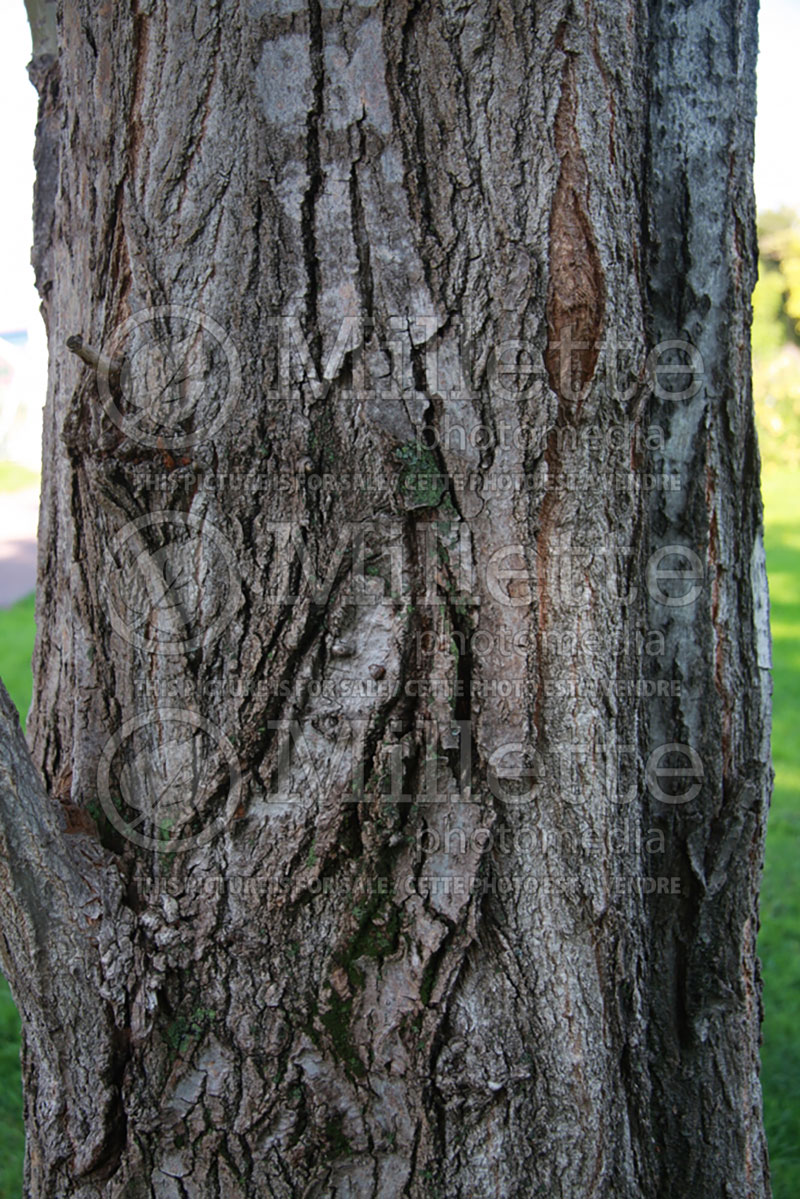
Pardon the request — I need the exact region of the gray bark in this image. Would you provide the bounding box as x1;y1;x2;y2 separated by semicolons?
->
0;0;770;1195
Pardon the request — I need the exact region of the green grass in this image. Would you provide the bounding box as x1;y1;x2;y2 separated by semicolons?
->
0;594;32;1199
0;983;23;1199
0;595;35;728
0;462;39;495
758;465;800;1198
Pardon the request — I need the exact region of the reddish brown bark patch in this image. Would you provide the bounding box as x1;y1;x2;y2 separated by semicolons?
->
545;61;605;409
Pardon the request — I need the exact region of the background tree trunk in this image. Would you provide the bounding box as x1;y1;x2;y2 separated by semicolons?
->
1;0;770;1194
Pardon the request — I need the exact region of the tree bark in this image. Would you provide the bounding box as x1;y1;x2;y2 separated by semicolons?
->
1;0;770;1195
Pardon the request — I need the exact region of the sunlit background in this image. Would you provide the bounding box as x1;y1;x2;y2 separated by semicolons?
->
0;2;798;1196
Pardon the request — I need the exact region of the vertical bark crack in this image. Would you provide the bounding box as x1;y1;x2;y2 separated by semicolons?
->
301;0;325;372
349;117;375;324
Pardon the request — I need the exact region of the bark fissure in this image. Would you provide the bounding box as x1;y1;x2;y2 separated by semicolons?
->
300;0;325;373
545;50;606;410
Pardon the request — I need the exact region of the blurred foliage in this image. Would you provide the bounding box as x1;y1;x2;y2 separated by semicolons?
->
0;462;39;495
0;594;34;729
758;467;800;1199
0;602;33;1196
753;208;800;470
752;208;800;1199
0;974;23;1199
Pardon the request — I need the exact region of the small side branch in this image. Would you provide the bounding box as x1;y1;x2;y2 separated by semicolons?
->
66;334;124;391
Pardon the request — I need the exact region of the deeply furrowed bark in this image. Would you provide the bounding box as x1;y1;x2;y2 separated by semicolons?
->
0;0;769;1195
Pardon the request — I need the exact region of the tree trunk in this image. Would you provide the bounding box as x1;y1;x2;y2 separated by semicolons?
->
1;0;770;1194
